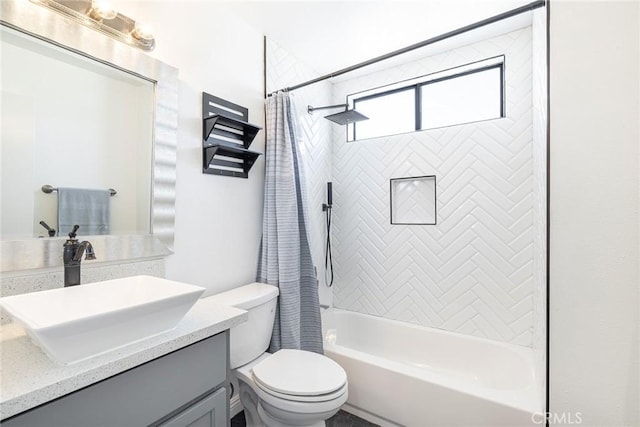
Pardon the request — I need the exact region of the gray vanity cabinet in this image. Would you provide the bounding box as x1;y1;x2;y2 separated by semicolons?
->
3;332;230;427
160;387;227;427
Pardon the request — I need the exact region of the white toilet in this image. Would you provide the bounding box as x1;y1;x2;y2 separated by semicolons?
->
209;283;348;427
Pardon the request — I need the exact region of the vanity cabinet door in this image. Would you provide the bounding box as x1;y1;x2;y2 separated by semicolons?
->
159;387;227;427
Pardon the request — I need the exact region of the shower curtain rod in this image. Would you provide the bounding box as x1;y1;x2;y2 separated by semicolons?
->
269;0;545;95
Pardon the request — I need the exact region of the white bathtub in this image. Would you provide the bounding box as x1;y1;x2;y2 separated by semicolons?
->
322;309;543;427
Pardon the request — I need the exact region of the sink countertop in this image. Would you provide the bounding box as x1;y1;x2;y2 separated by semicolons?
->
0;297;247;420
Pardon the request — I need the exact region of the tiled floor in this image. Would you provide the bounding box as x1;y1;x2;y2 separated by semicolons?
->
231;410;379;427
327;410;380;427
230;411;246;427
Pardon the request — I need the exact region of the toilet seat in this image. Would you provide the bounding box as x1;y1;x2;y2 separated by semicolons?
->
252;349;348;398
254;377;348;403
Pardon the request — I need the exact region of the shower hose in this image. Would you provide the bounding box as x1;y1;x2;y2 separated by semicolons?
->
324;204;334;287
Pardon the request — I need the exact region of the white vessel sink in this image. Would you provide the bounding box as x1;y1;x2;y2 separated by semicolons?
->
0;275;205;364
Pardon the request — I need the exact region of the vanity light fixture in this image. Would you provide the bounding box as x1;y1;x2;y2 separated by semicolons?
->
28;0;155;51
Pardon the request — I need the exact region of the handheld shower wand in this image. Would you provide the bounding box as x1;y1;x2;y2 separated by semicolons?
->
323;182;334;287
323;182;332;211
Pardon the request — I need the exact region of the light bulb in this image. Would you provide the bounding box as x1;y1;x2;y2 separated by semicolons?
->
90;0;117;20
132;22;153;41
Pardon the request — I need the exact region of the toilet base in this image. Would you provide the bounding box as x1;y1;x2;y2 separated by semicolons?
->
239;380;263;427
238;380;339;427
258;402;326;427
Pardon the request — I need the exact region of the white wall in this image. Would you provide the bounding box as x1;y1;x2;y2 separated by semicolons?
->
549;2;639;426
111;1;266;295
531;6;548;408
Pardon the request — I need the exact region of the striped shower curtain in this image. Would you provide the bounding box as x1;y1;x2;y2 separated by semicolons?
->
257;92;323;354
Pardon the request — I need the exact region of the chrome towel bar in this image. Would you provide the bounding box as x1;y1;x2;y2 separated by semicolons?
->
41;184;117;196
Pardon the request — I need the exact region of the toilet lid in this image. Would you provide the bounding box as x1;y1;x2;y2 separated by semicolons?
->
252;349;347;396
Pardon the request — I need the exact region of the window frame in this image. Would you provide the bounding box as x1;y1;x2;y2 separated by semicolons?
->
348;56;506;142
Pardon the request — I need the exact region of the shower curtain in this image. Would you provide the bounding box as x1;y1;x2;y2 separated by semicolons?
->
257;92;323;354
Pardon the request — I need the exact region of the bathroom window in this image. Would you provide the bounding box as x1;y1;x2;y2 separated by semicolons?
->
353;88;415;140
420;66;503;129
348;56;505;141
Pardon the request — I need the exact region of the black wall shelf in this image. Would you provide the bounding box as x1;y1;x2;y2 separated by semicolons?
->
203;115;261;147
203;143;261;178
202;92;262;178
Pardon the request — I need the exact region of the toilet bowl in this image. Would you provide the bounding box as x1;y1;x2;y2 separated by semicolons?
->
207;283;348;427
237;350;348;427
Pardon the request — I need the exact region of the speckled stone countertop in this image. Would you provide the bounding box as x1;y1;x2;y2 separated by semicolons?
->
0;298;247;420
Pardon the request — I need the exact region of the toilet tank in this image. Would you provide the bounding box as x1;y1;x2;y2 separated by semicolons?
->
207;283;279;369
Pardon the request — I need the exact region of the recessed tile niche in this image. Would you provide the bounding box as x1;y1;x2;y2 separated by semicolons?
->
390;176;437;225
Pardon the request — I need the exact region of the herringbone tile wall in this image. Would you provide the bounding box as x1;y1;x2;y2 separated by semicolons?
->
265;27;545;348
331;28;537;346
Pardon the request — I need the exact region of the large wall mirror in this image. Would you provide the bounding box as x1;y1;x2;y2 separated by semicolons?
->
0;1;178;271
1;26;155;239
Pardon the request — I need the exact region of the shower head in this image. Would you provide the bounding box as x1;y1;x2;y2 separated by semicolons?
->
324;109;369;125
308;104;369;126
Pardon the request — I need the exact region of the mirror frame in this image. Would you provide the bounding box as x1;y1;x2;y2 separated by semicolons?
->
0;1;178;257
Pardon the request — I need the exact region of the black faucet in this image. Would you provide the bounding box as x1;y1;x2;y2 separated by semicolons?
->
39;220;57;237
63;225;96;287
